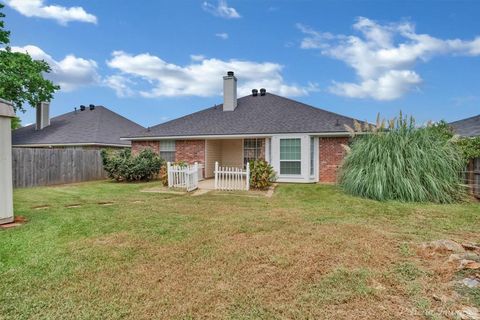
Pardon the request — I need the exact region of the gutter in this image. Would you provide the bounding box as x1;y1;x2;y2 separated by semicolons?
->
121;131;358;141
12;143;130;148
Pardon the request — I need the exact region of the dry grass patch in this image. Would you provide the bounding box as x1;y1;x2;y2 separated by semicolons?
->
1;181;479;319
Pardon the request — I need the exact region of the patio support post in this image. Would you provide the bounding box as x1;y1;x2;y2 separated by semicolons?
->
0;99;15;224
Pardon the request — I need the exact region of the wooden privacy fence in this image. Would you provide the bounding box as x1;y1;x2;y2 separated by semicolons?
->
167;162;200;192
464;157;480;198
214;161;250;191
12;148;106;188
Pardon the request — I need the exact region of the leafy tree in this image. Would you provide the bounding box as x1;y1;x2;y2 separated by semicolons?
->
0;4;59;113
11;116;21;129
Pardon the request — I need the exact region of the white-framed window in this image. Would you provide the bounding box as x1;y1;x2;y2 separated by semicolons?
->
160;140;176;162
244;138;262;166
280;138;301;175
310;137;315;176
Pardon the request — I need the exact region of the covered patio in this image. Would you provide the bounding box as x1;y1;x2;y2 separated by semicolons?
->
204;138;265;178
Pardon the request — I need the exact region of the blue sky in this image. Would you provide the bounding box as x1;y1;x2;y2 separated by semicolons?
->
3;0;480;127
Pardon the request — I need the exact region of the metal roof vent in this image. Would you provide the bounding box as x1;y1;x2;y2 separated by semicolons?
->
260;88;266;96
252;89;258;96
227;71;234;76
89;104;95;110
79;105;86;111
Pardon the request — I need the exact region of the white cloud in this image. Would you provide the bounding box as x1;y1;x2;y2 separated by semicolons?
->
103;75;134;98
105;51;315;98
215;32;229;40
190;54;206;62
5;0;97;25
11;45;99;91
298;17;480;100
202;0;240;19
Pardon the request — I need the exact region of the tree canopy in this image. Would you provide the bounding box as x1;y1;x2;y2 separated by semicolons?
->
0;4;59;113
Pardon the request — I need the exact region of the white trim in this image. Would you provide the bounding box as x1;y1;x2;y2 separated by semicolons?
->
122;131;355;141
12;143;129;148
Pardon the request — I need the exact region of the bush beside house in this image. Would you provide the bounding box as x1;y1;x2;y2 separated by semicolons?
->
249;159;276;190
340;115;465;203
101;149;163;182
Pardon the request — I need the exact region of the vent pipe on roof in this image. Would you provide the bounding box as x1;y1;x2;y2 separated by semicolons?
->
223;71;237;111
35;102;50;130
80;105;86;111
260;88;266;96
252;89;258;96
89;104;95;110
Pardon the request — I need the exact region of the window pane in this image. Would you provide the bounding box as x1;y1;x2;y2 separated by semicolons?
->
160;151;175;162
280;138;301;160
160;140;175;152
244;138;262;166
280;161;301;175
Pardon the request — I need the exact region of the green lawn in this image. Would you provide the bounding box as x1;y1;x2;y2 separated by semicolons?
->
1;181;479;319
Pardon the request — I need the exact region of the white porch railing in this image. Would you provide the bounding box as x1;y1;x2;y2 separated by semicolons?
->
167;162;199;192
214;161;250;191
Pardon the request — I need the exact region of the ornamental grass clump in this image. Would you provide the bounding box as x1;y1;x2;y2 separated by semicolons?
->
340;114;465;203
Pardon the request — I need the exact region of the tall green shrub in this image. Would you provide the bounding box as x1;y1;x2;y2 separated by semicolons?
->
340;115;465;203
101;148;164;182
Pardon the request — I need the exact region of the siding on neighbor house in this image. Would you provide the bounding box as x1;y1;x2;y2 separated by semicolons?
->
319;137;349;184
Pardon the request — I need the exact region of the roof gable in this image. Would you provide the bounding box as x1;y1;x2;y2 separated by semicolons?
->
129;93;362;138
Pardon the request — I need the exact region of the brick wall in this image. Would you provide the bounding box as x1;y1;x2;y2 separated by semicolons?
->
175;140;205;164
319;137;349;184
131;140;160;155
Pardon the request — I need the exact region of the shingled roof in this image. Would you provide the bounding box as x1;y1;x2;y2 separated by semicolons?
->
449;114;480;137
13;106;144;147
126;93;361;139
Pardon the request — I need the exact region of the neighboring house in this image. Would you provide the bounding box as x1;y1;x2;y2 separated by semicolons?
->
450;114;480;138
449;114;480;198
124;71;362;183
12;104;144;148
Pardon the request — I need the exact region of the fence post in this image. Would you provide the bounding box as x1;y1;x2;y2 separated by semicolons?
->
246;164;250;191
214;161;218;190
167;162;172;187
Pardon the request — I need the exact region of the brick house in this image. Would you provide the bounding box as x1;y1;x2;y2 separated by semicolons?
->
124;72;362;184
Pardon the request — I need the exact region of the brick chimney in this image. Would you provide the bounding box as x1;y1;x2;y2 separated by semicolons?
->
36;102;50;130
223;71;237;111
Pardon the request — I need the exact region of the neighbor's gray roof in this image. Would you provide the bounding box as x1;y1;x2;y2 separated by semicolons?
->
127;93;361;139
13;106;144;146
449;114;480;137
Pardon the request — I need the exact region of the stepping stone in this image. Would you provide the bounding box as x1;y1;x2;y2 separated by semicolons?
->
0;222;22;229
66;204;82;208
192;189;210;196
32;205;50;210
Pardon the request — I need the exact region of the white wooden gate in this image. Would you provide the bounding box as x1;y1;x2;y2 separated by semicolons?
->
167;162;199;192
214;161;250;191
